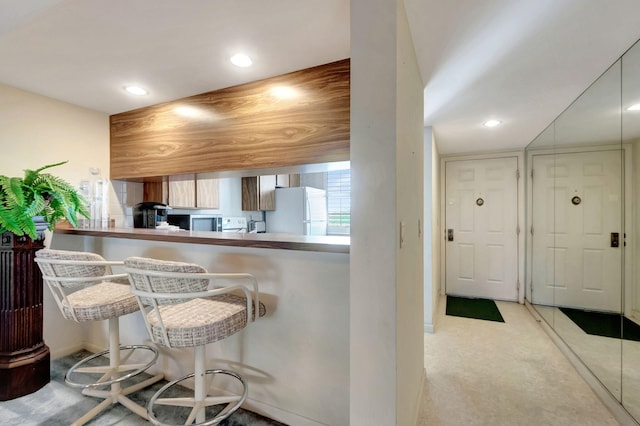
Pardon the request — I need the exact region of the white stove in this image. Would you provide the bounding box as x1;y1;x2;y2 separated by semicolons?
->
221;217;247;233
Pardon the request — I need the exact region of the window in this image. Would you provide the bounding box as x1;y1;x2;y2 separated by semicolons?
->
326;169;350;235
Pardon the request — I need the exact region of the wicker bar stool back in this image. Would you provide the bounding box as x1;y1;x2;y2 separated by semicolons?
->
35;249;164;426
124;256;265;426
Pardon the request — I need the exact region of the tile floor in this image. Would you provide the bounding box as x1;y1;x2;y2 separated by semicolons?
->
418;296;622;425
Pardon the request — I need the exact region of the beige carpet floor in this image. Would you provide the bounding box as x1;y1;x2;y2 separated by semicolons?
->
419;296;621;426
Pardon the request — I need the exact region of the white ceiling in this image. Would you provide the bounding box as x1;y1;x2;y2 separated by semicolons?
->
1;0;640;155
0;0;350;113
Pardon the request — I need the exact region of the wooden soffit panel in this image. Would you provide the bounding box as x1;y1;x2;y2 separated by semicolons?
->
110;59;350;180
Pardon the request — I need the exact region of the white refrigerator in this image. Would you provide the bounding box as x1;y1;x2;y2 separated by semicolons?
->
265;187;327;235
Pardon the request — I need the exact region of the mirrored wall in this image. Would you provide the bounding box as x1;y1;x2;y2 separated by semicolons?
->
526;38;640;421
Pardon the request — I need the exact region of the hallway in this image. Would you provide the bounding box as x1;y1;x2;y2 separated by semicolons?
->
418;297;621;425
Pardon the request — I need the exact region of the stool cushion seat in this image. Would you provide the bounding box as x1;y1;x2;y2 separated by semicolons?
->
63;282;139;321
147;294;266;348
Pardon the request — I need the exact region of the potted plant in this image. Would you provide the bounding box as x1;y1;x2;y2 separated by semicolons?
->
0;161;89;239
0;161;90;400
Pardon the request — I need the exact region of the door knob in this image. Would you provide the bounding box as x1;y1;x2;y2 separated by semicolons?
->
447;229;454;242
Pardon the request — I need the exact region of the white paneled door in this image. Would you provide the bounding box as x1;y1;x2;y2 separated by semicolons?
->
531;150;622;312
445;157;519;301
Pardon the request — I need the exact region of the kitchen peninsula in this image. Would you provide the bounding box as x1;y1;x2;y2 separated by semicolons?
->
40;58;352;425
49;225;349;426
55;226;350;253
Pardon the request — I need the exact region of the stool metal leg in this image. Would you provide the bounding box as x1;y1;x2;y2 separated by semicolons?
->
193;345;206;424
68;318;164;426
148;345;248;426
66;318;160;389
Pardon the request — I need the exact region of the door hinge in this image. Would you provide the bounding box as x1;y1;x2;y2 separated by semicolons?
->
531;169;534;179
530;226;534;235
516;225;520;235
516;169;520;180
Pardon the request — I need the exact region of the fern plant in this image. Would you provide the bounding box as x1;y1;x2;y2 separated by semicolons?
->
0;161;90;240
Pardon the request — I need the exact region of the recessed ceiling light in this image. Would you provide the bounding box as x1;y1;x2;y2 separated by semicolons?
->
626;103;640;111
124;85;148;96
230;53;253;68
174;105;203;118
270;85;299;99
483;119;501;128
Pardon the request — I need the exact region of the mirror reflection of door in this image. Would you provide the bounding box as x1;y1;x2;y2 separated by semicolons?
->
531;150;622;312
525;37;640;423
445;157;519;301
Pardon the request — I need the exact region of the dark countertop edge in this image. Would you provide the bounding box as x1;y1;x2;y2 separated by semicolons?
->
54;227;350;254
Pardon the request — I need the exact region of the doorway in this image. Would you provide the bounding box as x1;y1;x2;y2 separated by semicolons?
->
444;156;519;301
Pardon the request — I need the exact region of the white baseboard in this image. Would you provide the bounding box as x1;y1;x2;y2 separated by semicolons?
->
240;396;330;426
424;323;434;333
203;384;330;426
49;343;85;360
82;341;105;354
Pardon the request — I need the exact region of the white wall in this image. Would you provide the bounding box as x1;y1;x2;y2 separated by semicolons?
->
351;0;424;424
0;83;109;185
0;83;110;357
395;1;426;424
350;0;397;421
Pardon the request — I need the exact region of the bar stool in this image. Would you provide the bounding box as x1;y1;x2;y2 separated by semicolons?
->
35;249;164;426
124;256;265;426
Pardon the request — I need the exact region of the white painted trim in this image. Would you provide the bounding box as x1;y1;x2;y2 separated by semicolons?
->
517;150;526;304
525;302;638;426
624;143;633;317
413;369;427;426
439;150;525;303
235;394;329;426
49;343;86;360
423;323;434;333
440;149;525;160
82;341;106;354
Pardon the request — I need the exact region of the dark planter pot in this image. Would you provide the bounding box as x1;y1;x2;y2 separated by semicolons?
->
0;222;50;400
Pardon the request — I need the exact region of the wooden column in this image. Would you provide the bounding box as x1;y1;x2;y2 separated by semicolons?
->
0;232;50;401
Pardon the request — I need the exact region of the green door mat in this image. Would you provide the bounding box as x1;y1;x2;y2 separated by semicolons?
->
560;307;640;342
446;295;505;322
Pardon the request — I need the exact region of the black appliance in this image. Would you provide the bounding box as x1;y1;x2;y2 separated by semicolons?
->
167;214;190;230
133;202;171;228
167;214;222;231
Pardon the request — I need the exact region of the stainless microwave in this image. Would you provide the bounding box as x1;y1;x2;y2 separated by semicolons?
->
167;214;221;231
